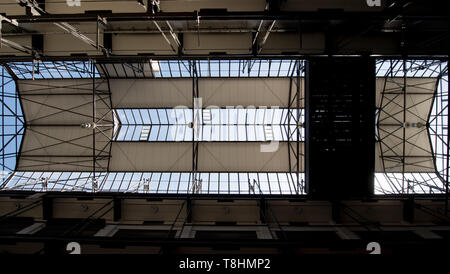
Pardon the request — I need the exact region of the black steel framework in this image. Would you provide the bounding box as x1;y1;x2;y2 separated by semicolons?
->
375;59;449;199
0;58;448;200
0;1;447;63
8;61;113;174
0;64;24;186
0;59;306;195
192;60;200;193
287;60;304;194
91;59;114;191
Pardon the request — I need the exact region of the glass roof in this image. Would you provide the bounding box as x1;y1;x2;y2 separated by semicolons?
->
375;59;446;78
6;59;305;80
375;59;448;195
4;171;305;195
114;108;304;142
5;59;444;80
8;61;100;79
0;59;448;196
99;59;305;79
375;172;445;194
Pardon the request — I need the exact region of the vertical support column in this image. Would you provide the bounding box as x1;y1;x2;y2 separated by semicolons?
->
287;60;303;194
42;195;53;220
331;201;341;223
92;60;97;192
403;197;415;223
186;197;192;223
113;197;121;222
92;60;96;172
296;60;301;194
446;58;450;215
402;59;407;193
15;66;18;172
287;75;292;172
191;61;199;192
89;60;113;189
1;66;4;185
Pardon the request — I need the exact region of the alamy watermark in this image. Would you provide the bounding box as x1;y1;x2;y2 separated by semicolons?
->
66;242;81;254
366;0;381;7
173;97;280;153
67;0;81;7
66;1;380;8
64;241;379;255
366;242;381;254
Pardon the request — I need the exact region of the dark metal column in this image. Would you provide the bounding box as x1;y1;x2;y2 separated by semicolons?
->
287;60;303;194
191;61;199;193
296;60;301;194
305;57;375;199
446;58;450;215
92;60;96;187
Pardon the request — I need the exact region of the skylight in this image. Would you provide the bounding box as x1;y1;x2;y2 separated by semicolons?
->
98;59;305;78
374;59;448;195
8;61;99;79
5;171;305;195
114;108;304;142
0;59;448;196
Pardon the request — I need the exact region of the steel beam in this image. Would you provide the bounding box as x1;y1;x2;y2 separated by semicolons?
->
6;11;449;23
15;0;107;54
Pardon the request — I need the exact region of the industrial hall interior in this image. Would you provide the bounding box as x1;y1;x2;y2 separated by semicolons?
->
0;0;449;255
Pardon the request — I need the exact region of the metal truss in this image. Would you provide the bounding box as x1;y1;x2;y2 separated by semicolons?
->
15;0;107;54
152;20;183;54
0;2;447;61
0;64;24;186
3;61;113;183
377;61;435;173
287;60;304;194
375;59;449;198
91;60;114;188
192;60;200;193
0;15;37;57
